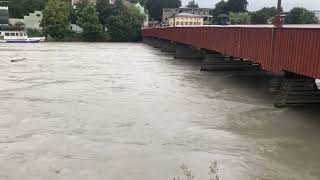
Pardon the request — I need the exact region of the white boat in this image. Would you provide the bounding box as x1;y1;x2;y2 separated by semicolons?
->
0;31;45;43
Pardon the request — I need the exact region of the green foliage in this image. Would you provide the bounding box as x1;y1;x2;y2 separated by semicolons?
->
211;0;228;24
187;0;199;8
145;0;181;21
74;0;90;9
129;0;147;6
27;28;43;37
229;12;250;24
211;0;248;24
250;7;276;24
77;5;103;41
13;21;26;30
226;0;248;13
96;0;117;31
41;0;72;40
285;7;318;24
71;0;90;24
107;6;145;41
114;0;127;15
8;0;46;18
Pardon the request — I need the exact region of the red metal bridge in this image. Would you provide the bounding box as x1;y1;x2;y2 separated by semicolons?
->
141;0;320;107
141;24;320;107
142;25;320;79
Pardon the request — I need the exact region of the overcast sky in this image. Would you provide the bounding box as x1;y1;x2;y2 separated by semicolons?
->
181;0;320;11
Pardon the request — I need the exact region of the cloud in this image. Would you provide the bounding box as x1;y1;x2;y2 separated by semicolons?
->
181;0;320;11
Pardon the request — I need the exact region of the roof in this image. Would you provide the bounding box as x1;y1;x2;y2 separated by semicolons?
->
163;8;211;10
174;13;202;18
188;24;320;29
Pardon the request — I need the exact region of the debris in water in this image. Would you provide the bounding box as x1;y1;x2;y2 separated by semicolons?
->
173;161;220;180
10;58;26;63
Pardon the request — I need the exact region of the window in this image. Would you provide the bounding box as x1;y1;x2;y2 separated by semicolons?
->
194;22;197;25
5;33;9;36
181;22;184;25
16;33;19;36
176;21;180;25
10;33;15;36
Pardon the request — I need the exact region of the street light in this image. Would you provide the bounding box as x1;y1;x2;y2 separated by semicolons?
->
274;0;282;28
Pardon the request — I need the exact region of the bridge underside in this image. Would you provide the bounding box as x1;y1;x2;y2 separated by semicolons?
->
143;37;320;107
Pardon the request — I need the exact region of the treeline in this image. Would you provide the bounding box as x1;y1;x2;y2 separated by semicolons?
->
6;0;145;42
211;0;318;25
42;0;145;41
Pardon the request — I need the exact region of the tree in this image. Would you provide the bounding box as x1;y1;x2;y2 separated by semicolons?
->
96;0;117;31
74;0;90;9
77;4;103;41
229;12;250;24
226;0;248;13
251;7;277;24
114;0;127;15
107;6;145;41
285;7;318;24
41;0;71;40
8;0;46;18
187;0;199;8
145;0;181;21
211;0;228;23
13;22;26;30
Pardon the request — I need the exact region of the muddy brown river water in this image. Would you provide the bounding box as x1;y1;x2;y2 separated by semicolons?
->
0;43;320;180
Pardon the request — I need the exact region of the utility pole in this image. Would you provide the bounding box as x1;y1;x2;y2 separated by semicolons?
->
274;0;282;28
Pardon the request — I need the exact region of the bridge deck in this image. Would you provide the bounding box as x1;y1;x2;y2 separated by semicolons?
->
142;25;320;79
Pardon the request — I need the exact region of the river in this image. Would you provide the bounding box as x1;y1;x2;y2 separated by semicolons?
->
0;43;319;180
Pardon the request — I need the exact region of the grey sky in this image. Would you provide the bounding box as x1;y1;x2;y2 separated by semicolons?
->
182;0;320;11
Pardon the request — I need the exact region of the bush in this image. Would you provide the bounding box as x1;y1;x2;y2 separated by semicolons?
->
229;12;251;24
26;28;42;37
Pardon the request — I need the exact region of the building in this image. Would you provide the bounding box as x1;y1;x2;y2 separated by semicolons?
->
71;0;115;6
163;8;212;25
134;2;148;27
314;10;320;23
72;0;98;5
0;6;8;26
168;13;203;27
9;11;42;30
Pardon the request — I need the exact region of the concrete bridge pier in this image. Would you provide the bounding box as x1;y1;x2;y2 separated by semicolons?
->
200;51;261;71
142;37;154;46
158;40;176;52
174;44;203;59
274;71;320;107
143;38;176;52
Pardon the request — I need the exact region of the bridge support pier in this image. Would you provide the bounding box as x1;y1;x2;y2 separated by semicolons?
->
143;38;176;52
159;40;176;52
142;37;155;46
200;51;261;71
174;44;203;59
274;72;320;107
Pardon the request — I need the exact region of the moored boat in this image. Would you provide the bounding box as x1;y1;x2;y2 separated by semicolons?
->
0;31;45;43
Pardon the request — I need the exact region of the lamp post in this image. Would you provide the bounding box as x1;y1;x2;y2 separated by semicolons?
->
274;0;282;28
